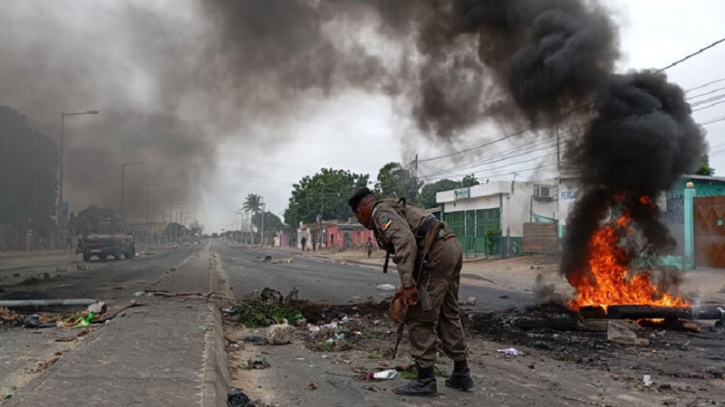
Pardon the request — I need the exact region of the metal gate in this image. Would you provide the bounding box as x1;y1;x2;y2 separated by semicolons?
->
694;196;725;268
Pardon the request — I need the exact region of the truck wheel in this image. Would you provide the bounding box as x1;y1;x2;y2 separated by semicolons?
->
83;252;92;262
125;246;136;259
113;252;121;261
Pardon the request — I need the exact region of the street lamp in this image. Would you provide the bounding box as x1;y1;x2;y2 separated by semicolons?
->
121;161;144;218
145;183;162;244
58;110;98;248
59;110;99;217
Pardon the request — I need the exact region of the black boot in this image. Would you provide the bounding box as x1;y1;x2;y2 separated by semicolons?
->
445;360;474;391
394;366;437;396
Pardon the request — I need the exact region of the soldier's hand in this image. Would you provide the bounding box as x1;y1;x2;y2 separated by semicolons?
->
400;286;419;306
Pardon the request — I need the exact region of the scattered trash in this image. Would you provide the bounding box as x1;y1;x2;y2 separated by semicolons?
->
76;264;88;271
643;374;653;387
132;291;145;297
607;320;649;346
376;284;396;291
247;357;270;369
169;267;177;272
243;336;265;346
308;382;318;390
497;347;524;356
259;287;284;305
227;388;256;407
4;390;13;400
24;314;56;329
263;255;273;263
463;296;477;306
266;323;294;345
86;301;107;315
199;324;214;332
73;313;93;328
0;307;22;325
373;370;398;380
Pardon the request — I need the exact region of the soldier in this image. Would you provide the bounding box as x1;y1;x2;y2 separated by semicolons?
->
348;187;473;396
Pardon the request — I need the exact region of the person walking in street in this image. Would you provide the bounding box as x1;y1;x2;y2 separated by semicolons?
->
25;226;34;251
311;235;317;252
301;235;307;252
366;236;373;258
348;187;473;396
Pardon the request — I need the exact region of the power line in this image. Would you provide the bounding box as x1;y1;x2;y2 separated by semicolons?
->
417;35;725;164
656;36;725;73
685;77;725;94
693;99;725;113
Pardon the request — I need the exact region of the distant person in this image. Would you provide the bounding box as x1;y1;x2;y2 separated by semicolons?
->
67;213;77;251
25;226;34;251
301;235;307;252
366;236;373;258
311;235;317;252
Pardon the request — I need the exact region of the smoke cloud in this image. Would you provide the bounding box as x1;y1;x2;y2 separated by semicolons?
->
0;0;707;263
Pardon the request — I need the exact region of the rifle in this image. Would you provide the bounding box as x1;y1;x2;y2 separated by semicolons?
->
391;220;444;359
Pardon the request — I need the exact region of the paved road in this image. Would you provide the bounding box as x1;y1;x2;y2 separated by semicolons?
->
216;243;534;311
0;245;202;305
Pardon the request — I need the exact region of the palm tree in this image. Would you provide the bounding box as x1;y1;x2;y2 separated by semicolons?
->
243;193;263;214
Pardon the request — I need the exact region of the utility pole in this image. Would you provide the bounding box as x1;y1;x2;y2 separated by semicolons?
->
260;198;265;246
412;154;419;204
145;183;162;244
58;110;98;248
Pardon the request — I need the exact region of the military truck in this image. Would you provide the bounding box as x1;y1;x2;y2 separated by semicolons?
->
73;205;136;262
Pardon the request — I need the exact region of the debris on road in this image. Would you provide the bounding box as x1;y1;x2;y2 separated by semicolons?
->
607;320;649;346
376;284;396;291
227;388;256;407
246;357;270;369
461;296;477;306
76;264;88;271
497;347;524;356
0;307;22;325
199;324;214;332
643;374;653;387
86;301;107;314
266;323;294;345
307;382;318;390
372;370;397;380
227;288;303;327
23;314;56;329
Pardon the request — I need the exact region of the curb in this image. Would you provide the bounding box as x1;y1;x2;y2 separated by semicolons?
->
202;245;232;407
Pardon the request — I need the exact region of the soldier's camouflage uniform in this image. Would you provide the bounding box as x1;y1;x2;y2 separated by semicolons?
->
370;199;468;368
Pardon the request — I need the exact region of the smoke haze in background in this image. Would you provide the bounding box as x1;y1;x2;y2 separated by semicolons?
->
0;0;708;257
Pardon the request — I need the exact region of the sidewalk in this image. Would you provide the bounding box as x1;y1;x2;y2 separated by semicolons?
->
4;245;230;407
0;249;71;259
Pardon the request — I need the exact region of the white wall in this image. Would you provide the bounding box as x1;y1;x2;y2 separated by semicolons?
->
437;179;563;238
502;181;558;237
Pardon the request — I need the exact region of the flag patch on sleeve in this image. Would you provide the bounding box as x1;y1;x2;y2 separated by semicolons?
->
381;216;392;230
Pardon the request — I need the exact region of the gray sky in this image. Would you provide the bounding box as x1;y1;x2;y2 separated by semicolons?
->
2;1;723;232
204;0;725;231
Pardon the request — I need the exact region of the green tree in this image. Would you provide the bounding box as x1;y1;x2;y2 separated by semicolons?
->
374;162;423;203
0;107;58;228
284;168;369;226
695;155;715;176
418;174;479;209
242;193;263;214
252;211;284;234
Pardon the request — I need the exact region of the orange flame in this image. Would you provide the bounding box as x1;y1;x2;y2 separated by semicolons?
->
568;212;689;311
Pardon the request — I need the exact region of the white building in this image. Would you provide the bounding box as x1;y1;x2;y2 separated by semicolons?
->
436;178;581;257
